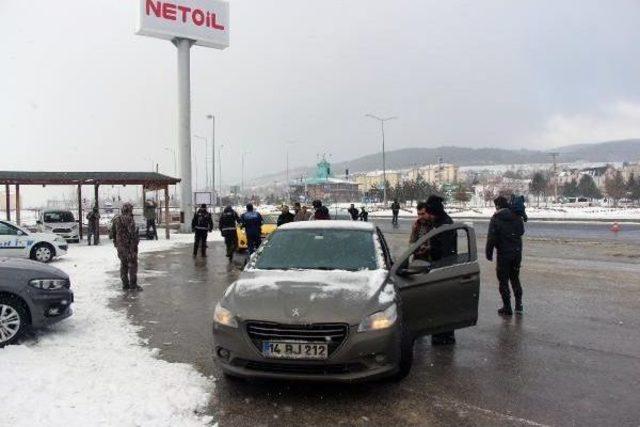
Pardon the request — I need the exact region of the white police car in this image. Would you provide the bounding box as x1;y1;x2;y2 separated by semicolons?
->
0;220;68;263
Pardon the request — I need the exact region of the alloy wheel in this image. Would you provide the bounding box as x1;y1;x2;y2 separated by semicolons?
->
35;246;52;262
0;304;21;344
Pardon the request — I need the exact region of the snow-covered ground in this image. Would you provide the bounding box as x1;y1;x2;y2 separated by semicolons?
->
1;233;221;426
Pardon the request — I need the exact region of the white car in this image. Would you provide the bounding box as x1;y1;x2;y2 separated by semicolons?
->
37;209;80;243
0;220;68;263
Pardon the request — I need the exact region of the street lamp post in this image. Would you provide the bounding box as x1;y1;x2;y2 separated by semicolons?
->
365;114;397;206
219;144;224;204
193;135;209;194
206;115;216;209
241;151;249;195
164;147;178;202
285;141;297;203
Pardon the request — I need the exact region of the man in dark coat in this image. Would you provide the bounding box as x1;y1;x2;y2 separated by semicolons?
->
86;205;100;246
219;205;240;261
486;196;525;316
348;204;359;221
359;206;369;222
312;200;331;220
191;204;213;257
391;199;401;225
277;205;295;226
424;195;457;345
240;203;263;254
109;202;141;291
409;201;433;261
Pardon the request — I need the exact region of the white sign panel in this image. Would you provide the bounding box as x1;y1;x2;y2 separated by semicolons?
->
194;192;212;205
137;0;229;49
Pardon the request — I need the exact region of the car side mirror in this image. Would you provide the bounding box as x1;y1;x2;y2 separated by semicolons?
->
398;259;432;276
16;230;25;236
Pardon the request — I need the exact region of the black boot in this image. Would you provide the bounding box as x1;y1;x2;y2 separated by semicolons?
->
498;293;513;316
514;301;524;314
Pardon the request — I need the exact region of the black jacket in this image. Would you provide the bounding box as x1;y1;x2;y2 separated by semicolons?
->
314;205;331;220
218;209;239;236
429;213;456;263
277;211;295;226
192;209;213;232
486;208;524;260
391;202;400;213
347;207;359;220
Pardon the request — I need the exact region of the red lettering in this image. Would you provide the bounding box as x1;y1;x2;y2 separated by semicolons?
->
192;9;205;26
210;13;225;30
145;0;161;17
162;2;177;20
177;5;191;23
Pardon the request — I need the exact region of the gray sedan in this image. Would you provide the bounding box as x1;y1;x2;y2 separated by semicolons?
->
212;220;480;382
0;258;74;347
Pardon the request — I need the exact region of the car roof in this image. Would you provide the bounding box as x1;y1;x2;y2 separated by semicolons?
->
42;209;73;213
278;220;375;231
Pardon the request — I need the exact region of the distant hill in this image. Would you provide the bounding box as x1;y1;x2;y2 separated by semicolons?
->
247;139;640;185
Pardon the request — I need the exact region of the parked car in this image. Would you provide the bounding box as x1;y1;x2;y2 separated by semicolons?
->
236;212;278;251
0;220;68;263
0;257;74;347
213;220;480;382
37;209;80;243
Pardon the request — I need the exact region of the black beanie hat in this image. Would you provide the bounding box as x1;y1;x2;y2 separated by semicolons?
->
424;195;445;216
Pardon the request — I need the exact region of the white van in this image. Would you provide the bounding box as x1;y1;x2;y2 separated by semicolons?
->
37;210;80;243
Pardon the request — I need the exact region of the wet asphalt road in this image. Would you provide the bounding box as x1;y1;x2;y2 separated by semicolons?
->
113;223;640;426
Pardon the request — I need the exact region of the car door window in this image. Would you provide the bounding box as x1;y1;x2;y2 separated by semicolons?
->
0;223;18;236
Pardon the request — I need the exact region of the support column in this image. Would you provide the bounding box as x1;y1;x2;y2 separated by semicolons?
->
164;186;170;240
77;185;83;240
175;38;193;233
5;185;10;221
15;185;20;225
94;184;100;244
94;184;99;208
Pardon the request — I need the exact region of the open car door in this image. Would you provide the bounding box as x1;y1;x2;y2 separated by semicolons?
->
390;223;480;338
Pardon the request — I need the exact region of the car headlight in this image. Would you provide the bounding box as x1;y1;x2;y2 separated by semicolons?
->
358;303;398;332
29;279;69;290
54;237;66;244
213;303;238;328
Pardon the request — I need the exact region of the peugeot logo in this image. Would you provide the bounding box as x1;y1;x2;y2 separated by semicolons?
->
291;308;301;318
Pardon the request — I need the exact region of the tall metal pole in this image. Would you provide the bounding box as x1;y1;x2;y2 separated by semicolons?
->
207;115;216;208
365;114;397;206
219;144;224;204
176;38;193;232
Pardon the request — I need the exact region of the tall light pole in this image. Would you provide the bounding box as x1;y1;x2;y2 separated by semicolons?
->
241;151;250;195
164;147;177;202
219;144;224;204
206;115;216;208
193;135;208;192
365;114;397;206
285;141;297;202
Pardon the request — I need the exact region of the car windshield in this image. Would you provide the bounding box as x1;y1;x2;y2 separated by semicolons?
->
263;214;279;225
43;211;75;223
254;228;379;271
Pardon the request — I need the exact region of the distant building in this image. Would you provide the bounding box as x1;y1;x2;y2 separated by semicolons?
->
352;170;403;193
405;163;459;187
622;162;640;182
558;164;617;190
289;158;360;203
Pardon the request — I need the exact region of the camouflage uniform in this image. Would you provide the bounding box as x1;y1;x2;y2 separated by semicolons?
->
86;207;100;245
109;203;140;290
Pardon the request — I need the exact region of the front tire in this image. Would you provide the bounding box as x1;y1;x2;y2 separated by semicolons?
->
30;243;55;263
392;325;414;381
0;296;28;348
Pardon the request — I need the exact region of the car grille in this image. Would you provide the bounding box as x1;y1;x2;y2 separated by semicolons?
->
53;228;71;233
241;360;365;375
246;322;349;356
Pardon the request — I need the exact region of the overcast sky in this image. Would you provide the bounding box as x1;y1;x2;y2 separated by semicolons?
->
2;0;640;203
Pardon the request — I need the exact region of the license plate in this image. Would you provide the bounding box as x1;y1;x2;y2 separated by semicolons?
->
262;341;328;360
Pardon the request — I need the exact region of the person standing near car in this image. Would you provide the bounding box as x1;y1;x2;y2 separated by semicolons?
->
86;205;100;246
359;206;369;222
277;205;295;226
109;202;141;291
312;200;331;220
294;205;312;221
409;201;433;261
391;199;401;225
143;199;158;240
191;204;213;257
241;204;263;254
219;205;240;261
423;195;457;345
486;196;525;316
348;204;359;220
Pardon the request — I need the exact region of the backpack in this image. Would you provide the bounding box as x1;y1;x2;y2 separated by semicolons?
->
509;194;528;222
196;211;209;229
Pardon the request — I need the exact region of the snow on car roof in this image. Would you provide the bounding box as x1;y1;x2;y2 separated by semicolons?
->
278;220;375;231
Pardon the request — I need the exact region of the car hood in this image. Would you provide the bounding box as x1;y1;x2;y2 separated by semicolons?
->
44;221;77;228
0;257;68;278
223;269;394;325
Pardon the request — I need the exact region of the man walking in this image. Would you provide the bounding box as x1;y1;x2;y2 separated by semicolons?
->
109;202;141;291
391;199;401;225
219;205;240;261
191;204;213;257
348;204;359;221
144;199;158;240
240;203;263;255
359;206;369;222
277;205;295;226
86;205;100;245
486;196;525;316
312;200;331;220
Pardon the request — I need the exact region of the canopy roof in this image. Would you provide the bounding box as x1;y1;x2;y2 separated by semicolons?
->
0;171;180;187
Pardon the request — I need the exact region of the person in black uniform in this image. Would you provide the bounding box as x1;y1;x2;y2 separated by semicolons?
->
486;196;525;316
219;206;240;261
277;205;295;226
191;204;213;257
